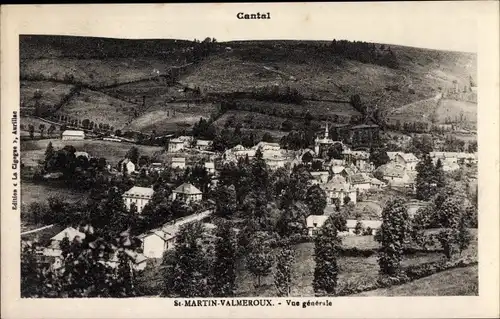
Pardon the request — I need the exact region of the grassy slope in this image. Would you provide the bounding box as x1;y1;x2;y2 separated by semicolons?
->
19;36;477;135
352;265;478;296
57;89;138;130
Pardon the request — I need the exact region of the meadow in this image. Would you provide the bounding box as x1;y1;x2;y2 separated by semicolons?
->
21;138;165;165
352;265;478;296
57;89;138;130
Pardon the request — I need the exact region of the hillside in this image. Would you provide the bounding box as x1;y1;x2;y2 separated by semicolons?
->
19;35;477;136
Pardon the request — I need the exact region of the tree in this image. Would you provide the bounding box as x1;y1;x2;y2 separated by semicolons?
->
376;197;411;276
29;124;35;139
261;132;274;143
163;222;211;297
434;159;446;188
126;147;139;164
274;242;294;297
210;222;237;297
48;124;56;137
415;154;437;201
301;151;313;164
39;124;46;138
436;195;470;259
313;215;341;295
214;185;237;218
354;220;364;235
305;185;327;215
44;142;55;170
246;231;274;287
369;146;390;168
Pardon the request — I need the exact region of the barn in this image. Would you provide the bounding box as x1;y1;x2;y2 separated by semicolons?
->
62;130;85;141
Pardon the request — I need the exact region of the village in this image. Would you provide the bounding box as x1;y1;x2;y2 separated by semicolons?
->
20;117;478;297
18;34;479;298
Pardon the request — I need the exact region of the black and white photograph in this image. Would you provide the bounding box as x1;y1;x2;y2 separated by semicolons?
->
2;3;499;319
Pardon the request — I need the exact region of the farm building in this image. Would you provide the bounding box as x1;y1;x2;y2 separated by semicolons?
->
393;153;419;171
204;162;215;174
320;179;357;207
172;183;202;204
171;157;186;169
374;163;416;188
253;141;281;151
120;158;136;173
350;173;372;192
306;215;382;237
196;139;213;151
123;186;154;213
168;138;185;152
138;210;213;259
310;171;330;184
62;130;85;141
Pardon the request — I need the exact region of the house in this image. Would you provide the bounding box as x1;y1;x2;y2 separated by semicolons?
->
137;227;177;259
205;162;216;174
171;157;186;169
340;165;359;180
253;141;281;151
369;177;386;189
223;145;256;162
350;173;372;192
196;139;213;151
62;130;85;141
123;186;154;213
331;165;346;176
172;183;203;203
343;219;382;236
168;138;185;152
394;153;419;171
75;151;90;159
150;162;165;172
264;155;287;170
138;210;213;259
346;151;372;172
310;171;330;184
41;227;87;269
98;248;148;271
120;158;136;173
321;180;357;207
430;152;478;166
306;215;330;236
375;163;415;188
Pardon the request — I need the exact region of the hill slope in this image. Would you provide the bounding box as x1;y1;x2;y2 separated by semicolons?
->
19;35;477;135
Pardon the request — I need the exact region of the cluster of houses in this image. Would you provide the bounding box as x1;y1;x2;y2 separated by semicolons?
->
25;124;478;272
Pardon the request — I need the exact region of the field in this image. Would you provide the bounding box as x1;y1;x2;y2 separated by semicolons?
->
352;265;478;296
102;81;193;106
128;110;207;133
20;58;180;87
57;89;138;130
21;181;88;209
435;99;477;128
20;81;75;112
21;138;165;164
133;226;477;297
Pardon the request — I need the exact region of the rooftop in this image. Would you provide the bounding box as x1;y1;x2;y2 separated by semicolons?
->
51;227;86;242
62;130;85;135
123;186;154;198
173;183;202;195
306;215;330;228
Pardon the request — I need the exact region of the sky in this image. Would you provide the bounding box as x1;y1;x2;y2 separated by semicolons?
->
5;2;487;53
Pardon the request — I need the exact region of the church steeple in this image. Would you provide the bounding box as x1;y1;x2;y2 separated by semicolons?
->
324;121;329;139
